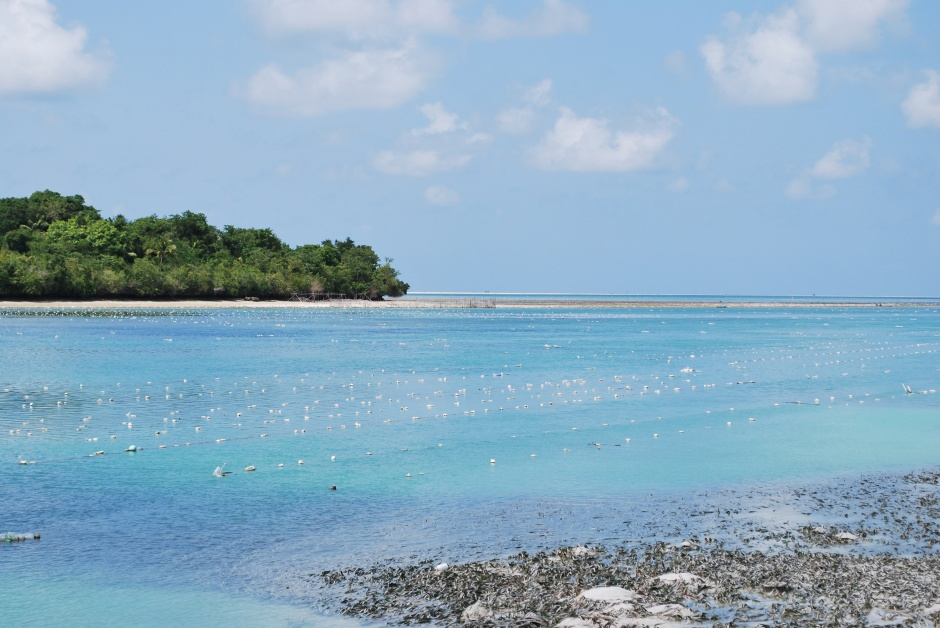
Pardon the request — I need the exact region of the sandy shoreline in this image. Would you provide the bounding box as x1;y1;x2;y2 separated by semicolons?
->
0;297;935;310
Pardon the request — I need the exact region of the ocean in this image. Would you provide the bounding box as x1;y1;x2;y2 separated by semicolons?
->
2;299;939;626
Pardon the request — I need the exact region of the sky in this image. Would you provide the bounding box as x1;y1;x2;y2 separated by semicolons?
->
1;0;938;296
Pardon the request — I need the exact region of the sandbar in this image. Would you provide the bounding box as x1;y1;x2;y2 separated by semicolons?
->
0;297;935;310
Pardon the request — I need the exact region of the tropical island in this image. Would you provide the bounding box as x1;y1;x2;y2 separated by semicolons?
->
0;190;408;300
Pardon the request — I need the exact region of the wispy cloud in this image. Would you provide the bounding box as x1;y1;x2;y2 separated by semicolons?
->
0;0;111;95
243;1;588;115
497;107;538;135
374;102;487;176
475;0;588;39
249;0;588;41
425;185;459;205
714;179;734;193
412;102;460;135
810;136;872;179
523;78;553;107
530;106;678;172
785;177;836;200
787;136;871;199
374;150;470;176
669;177;690;192
901;69;940;129
664;50;688;76
497;78;553;134
247;0;460;40
241;41;436;116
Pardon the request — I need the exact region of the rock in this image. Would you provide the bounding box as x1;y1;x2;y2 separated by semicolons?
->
434;562;448;572
655;572;700;584
645;603;696;619
461;601;492;621
761;581;792;593
612;618;690;627
483;564;522;577
569;545;596;556
604;602;636;615
865;609;911;626
579;586;637;603
923;603;940;617
812;526;829;534
2;532;40;542
836;532;859;542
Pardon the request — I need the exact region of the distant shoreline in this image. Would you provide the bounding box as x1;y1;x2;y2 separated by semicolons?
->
1;297;937;310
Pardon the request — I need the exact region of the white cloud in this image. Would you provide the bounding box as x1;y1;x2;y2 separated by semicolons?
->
0;0;110;95
373;150;471;176
412;102;459;135
321;166;369;182
810;136;872;179
669;177;690;192
409;102;489;143
476;0;588;39
425;185;459;205
497;107;537;134
787;136;871;199
243;3;586;116
785;176;836;200
902;70;940;129
797;0;907;52
524;78;553;106
714;179;734;193
248;0;459;39
242;42;435;116
531;106;679;172
701;0;907;106
250;0;588;41
497;79;553;135
700;9;817;106
375;101;487;175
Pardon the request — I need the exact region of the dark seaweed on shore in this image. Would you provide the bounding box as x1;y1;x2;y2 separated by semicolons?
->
317;470;940;626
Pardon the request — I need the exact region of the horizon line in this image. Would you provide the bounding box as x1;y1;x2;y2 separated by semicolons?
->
406;292;940;299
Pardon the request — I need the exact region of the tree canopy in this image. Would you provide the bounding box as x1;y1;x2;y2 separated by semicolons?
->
0;191;409;300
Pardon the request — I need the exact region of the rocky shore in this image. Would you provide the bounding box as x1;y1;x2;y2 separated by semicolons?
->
317;469;940;626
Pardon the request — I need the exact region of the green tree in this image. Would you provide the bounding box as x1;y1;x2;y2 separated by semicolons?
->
44;218;123;257
221;226;286;259
0;190;409;300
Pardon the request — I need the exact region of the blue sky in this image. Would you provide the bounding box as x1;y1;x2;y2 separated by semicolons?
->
1;0;938;296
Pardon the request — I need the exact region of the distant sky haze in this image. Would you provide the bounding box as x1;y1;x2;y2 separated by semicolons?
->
1;0;938;296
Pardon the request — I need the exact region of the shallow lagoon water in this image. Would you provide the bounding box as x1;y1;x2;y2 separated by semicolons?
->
2;304;939;625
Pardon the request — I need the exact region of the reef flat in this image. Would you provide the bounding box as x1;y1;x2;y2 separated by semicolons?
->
319;469;940;626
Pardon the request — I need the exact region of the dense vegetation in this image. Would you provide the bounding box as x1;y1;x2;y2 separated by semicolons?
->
0;190;409;300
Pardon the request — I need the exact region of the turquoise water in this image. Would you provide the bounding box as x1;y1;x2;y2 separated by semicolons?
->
2;304;939;625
